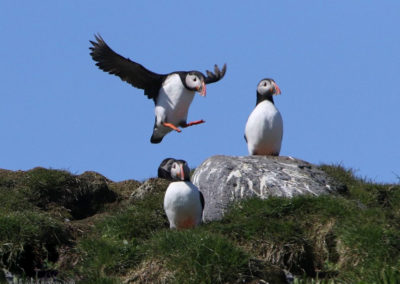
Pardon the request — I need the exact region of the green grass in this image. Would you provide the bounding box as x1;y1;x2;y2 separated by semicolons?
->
211;194;400;281
75;237;139;282
0;168;120;279
68;189;168;282
294;266;400;284
96;190;168;241
25;167;79;207
0;186;36;214
71;182;285;283
145;230;250;283
0;211;70;276
1;164;400;283
54;165;400;283
25;167;117;220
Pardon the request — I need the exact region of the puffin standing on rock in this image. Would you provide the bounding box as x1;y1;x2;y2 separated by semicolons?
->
244;78;283;156
158;158;204;229
89;35;227;143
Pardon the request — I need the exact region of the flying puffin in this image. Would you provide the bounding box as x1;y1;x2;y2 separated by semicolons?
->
244;78;283;156
158;158;204;229
89;35;227;143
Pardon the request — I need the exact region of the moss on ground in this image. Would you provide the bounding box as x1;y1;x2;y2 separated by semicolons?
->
0;165;399;283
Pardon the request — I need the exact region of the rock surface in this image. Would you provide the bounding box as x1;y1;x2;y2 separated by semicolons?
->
192;155;346;221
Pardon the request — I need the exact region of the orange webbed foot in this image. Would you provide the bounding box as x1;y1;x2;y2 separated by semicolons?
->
163;122;181;132
182;120;205;128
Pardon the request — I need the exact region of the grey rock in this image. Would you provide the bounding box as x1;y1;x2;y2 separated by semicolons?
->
192;155;346;222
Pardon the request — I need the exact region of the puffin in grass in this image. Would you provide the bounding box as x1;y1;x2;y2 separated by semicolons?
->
244;78;283;156
158;158;204;229
89;35;227;143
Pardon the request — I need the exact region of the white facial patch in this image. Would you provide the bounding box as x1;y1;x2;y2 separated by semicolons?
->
257;80;273;95
185;74;201;90
170;162;180;179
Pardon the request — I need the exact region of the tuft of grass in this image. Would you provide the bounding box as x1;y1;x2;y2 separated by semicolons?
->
0;211;70;276
77;276;121;284
75;237;140;282
320;165;400;281
374;266;400;284
145;230;251;284
205;180;400;282
319;164;362;187
207;196;344;276
0;186;36;214
294;266;400;284
25;168;117;220
0;169;25;188
25;167;79;207
96;189;168;241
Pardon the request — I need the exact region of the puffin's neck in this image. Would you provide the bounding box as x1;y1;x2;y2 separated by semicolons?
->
177;72;188;89
172;178;190;182
256;91;274;106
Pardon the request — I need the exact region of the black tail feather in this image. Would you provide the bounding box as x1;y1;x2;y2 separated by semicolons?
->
150;134;163;144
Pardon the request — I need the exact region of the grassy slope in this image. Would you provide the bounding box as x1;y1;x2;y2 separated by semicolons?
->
0;165;399;283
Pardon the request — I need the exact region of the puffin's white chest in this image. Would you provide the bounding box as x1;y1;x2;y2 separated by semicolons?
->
245;100;283;155
163;181;203;229
155;74;195;125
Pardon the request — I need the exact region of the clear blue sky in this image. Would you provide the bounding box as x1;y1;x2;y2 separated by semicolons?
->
1;1;399;183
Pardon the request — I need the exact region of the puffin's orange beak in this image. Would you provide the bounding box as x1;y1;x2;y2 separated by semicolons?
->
199;82;206;96
179;164;185;181
274;82;281;95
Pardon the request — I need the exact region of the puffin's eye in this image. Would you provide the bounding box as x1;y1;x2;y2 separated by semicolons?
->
263;82;267;87
193;77;197;82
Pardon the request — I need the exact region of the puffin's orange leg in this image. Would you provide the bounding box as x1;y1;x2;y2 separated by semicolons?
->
182;120;205;128
163;122;181;132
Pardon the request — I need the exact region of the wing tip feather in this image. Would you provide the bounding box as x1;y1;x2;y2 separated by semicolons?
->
204;63;227;84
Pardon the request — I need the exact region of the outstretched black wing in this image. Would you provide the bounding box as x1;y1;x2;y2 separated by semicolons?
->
89;34;166;99
204;63;227;84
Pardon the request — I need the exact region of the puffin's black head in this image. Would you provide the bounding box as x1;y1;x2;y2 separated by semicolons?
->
256;78;281;105
179;71;207;96
158;158;191;181
158;158;176;179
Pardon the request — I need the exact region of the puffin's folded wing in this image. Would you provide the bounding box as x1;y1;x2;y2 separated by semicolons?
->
199;191;205;211
204;63;227;84
89;35;166;99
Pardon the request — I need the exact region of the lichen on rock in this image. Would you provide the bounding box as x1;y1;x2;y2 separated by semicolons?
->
192;155;347;221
